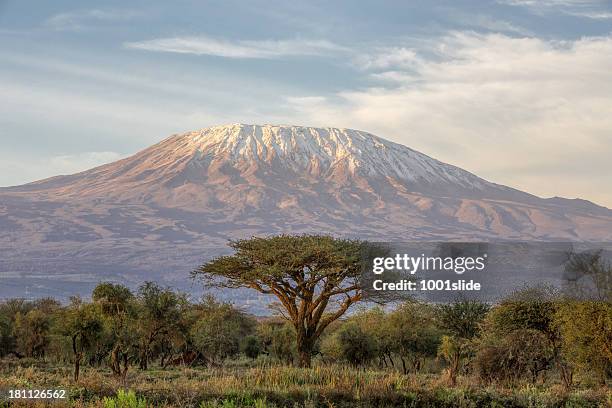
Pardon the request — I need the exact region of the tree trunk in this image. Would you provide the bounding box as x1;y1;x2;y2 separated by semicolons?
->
448;353;459;387
122;352;129;379
139;348;148;370
387;353;395;367
110;344;121;376
72;335;82;382
559;361;573;390
296;338;313;368
401;356;407;375
74;352;82;382
297;349;312;368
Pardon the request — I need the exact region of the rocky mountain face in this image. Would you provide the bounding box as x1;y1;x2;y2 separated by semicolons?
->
1;124;611;305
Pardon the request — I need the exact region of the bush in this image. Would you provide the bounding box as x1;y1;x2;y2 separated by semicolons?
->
241;335;262;360
474;329;553;385
337;322;377;367
103;389;147;408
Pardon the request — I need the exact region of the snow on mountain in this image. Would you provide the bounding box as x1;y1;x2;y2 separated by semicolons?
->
1;124;611;303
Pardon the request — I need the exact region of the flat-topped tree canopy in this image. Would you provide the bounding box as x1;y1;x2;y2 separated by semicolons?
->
192;234;372;367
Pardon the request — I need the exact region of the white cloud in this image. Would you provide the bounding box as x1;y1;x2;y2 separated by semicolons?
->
355;47;420;70
566;10;612;19
45;9;143;31
499;0;612;19
445;11;531;35
287;32;612;207
124;36;348;59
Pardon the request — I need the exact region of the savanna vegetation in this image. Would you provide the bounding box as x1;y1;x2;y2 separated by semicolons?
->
0;235;610;407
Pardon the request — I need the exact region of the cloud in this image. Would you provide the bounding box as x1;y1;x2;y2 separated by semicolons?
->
124;36;348;59
499;0;612;19
450;13;531;34
45;9;143;31
287;32;612;207
355;47;420;70
566;10;612;19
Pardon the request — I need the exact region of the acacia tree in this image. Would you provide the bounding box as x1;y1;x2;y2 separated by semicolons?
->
388;302;440;374
60;297;104;381
13;309;51;358
436;299;489;386
193;235;369;367
92;282;135;378
190;295;255;365
489;287;574;389
136;282;184;370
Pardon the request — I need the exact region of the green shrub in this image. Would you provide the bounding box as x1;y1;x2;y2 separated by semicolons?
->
102;389;147;408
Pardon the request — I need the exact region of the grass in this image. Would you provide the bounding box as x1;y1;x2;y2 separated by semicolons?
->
0;360;609;407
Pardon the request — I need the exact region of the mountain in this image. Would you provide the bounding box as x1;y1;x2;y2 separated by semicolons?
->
1;124;611;305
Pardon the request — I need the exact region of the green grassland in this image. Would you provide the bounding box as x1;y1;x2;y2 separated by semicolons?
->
1;359;610;407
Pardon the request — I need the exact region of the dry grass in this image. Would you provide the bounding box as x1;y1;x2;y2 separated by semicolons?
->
0;360;610;407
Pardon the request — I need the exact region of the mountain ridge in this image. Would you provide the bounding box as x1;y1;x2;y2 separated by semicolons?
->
1;124;611;303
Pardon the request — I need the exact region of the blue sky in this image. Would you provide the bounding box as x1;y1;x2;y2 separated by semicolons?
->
1;0;612;205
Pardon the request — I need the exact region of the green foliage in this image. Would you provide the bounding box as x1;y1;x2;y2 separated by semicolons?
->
93;283;134;317
436;299;489;339
555;300;612;383
92;283;138;377
0;312;13;356
336;321;377;367
136;282;186;369
489;300;557;339
103;389;147;408
484;287;577;389
13;309;51;358
387;302;440;373
474;329;553;384
60;298;104;349
241;335;262;360
435;299;488;386
257;320;295;364
190;296;255;364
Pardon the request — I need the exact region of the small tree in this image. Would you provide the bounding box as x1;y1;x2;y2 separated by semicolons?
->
60;297;104;381
337;321;377;367
14;309;51;358
388;302;440;374
92;282;135;378
241;335;262;360
555;300;612;385
190;296;254;365
436;299;489;386
136;282;184;370
257;320;296;364
489;286;573;389
474;329;553;385
193;235;369;367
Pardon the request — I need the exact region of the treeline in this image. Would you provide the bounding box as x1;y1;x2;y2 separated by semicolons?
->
324;291;611;388
0;283;260;380
0;282;610;388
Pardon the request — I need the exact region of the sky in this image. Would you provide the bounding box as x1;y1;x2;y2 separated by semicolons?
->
1;0;611;206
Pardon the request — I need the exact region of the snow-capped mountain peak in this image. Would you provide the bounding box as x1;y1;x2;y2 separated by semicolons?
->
2;123;611;301
147;124;493;192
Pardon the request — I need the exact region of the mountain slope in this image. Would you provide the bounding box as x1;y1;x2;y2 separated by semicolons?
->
1;124;611;304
